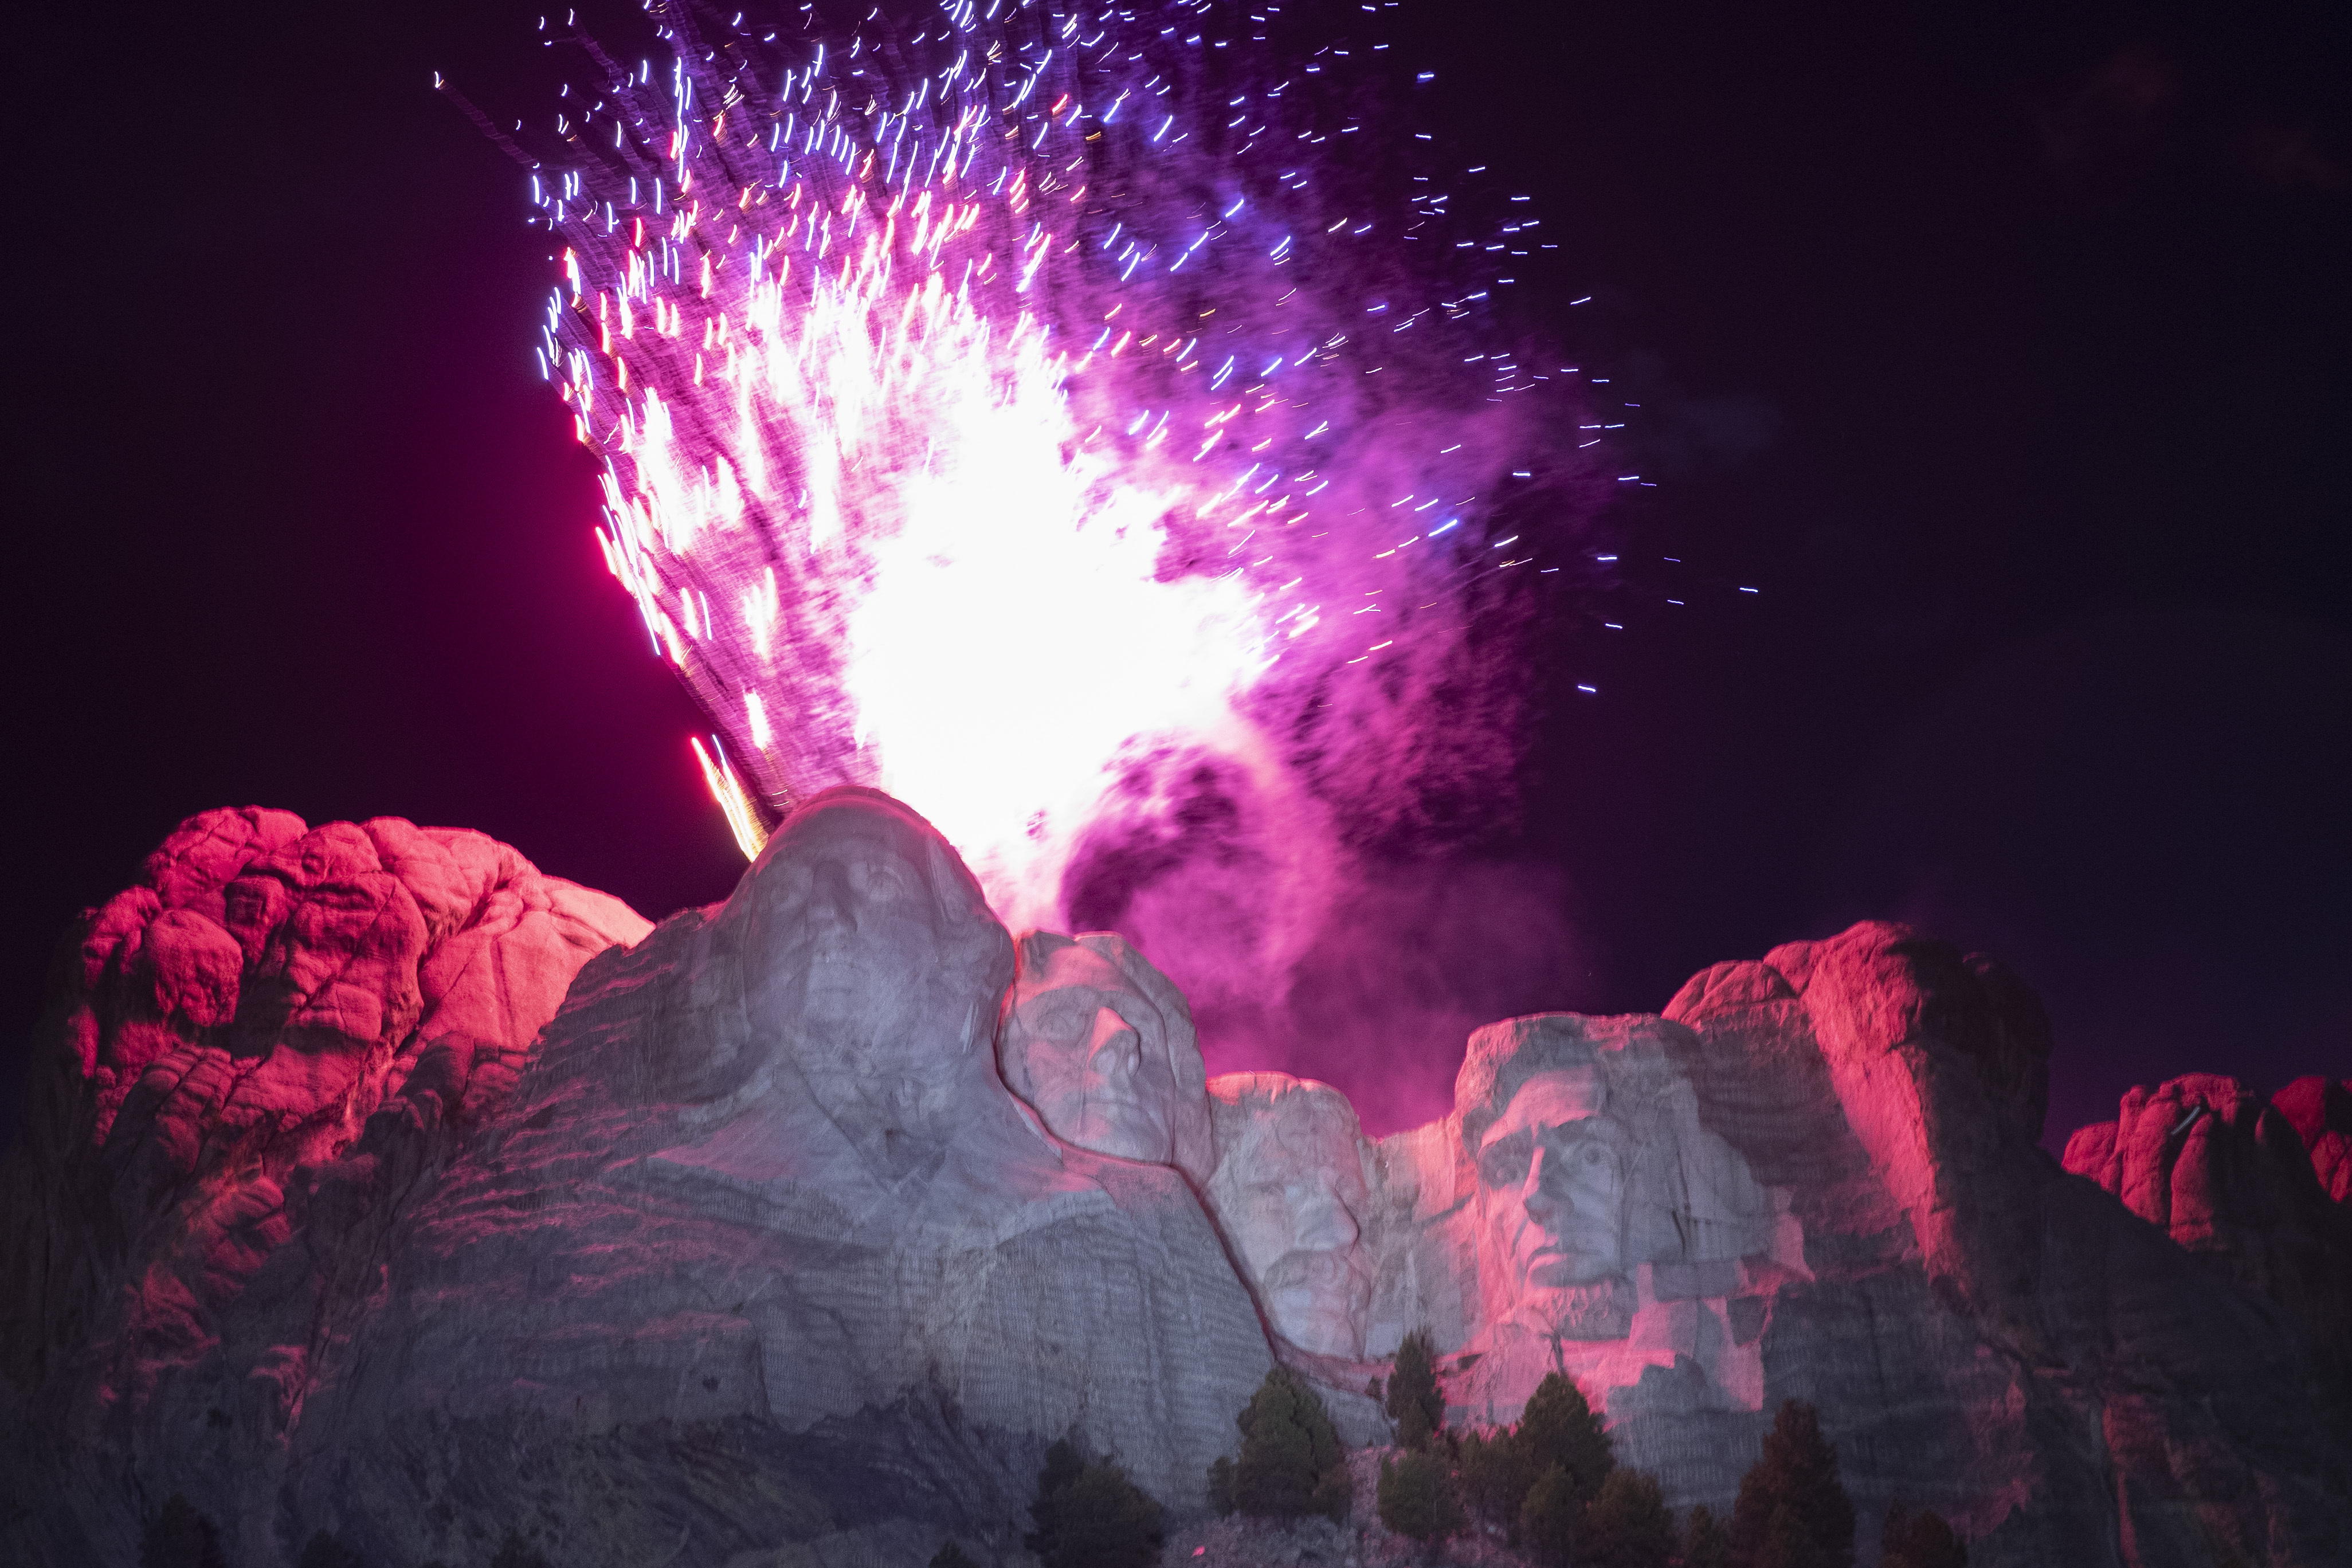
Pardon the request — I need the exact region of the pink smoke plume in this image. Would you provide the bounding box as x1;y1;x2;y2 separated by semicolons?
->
489;0;1613;1128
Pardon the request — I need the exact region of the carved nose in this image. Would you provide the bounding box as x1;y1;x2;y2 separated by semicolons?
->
809;861;857;931
1293;1190;1359;1251
1523;1143;1569;1218
1084;1007;1141;1078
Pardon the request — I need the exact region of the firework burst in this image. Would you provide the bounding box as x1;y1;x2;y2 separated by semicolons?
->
470;0;1597;932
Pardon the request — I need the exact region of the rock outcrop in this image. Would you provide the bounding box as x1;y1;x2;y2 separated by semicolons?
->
3;798;2347;1567
2274;1076;2351;1206
2063;1074;2352;1386
0;806;649;1564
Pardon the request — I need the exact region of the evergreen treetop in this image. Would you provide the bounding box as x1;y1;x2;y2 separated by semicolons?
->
1880;1503;1967;1568
1518;1372;1616;1509
1684;1502;1730;1568
1029;1439;1166;1568
1377;1448;1463;1548
1728;1401;1855;1568
1581;1468;1675;1568
1231;1367;1350;1523
1385;1329;1447;1449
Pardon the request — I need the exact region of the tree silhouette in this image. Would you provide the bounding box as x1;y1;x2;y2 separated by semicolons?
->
1581;1468;1675;1568
1518;1463;1582;1568
1880;1502;1967;1568
1684;1503;1729;1568
1728;1401;1855;1568
1519;1373;1616;1510
1225;1367;1352;1523
1385;1330;1447;1450
1377;1448;1462;1550
1029;1439;1166;1568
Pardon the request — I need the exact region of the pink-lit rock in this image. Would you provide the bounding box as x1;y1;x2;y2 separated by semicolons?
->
5;820;2349;1568
1361;1014;1794;1430
2063;1072;2352;1380
2273;1075;2351;1206
280;789;1271;1567
0;805;646;1562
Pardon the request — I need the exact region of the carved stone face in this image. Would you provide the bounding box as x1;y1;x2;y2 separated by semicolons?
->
726;789;1012;1174
998;932;1214;1181
1474;1067;1630;1323
1206;1075;1373;1358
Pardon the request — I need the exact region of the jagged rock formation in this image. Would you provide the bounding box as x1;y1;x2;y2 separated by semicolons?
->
2;794;2347;1567
2063;1074;2352;1386
2274;1076;2352;1206
0;806;648;1563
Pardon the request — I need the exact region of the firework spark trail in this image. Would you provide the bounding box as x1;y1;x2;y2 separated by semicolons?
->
500;0;1596;939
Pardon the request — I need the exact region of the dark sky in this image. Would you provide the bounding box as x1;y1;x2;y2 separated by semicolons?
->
5;0;2345;1154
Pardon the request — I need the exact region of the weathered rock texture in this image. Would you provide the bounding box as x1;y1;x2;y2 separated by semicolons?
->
2063;1074;2352;1387
2273;1076;2351;1206
3;801;2347;1568
0;808;649;1557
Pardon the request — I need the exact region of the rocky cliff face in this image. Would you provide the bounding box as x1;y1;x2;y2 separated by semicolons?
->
2;796;2346;1567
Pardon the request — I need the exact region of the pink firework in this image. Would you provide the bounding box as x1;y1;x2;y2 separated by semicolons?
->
488;0;1590;933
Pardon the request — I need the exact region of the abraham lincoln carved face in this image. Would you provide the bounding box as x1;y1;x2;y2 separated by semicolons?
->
1459;1017;1635;1339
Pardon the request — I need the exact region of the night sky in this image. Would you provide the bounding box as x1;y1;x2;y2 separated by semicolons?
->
5;1;2345;1154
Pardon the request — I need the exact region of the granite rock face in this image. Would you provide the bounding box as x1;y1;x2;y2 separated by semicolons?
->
0;805;648;1557
2273;1076;2352;1206
3;802;2347;1568
2063;1073;2352;1385
2;791;1270;1568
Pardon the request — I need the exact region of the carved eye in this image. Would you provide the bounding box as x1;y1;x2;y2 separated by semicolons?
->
1479;1130;1532;1187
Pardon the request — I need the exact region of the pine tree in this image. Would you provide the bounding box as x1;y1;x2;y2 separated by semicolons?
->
1728;1402;1855;1568
1050;1463;1167;1568
1206;1455;1239;1516
295;1532;363;1568
1518;1373;1616;1510
931;1543;981;1568
1028;1438;1090;1562
1581;1469;1675;1568
1385;1330;1447;1449
1880;1503;1967;1568
1377;1448;1462;1549
1755;1504;1813;1568
1456;1426;1539;1536
140;1495;226;1568
1230;1367;1351;1523
1684;1503;1730;1568
1518;1462;1582;1568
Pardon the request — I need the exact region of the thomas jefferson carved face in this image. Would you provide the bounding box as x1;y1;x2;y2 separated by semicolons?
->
997;932;1214;1181
1205;1074;1374;1358
1474;1066;1630;1325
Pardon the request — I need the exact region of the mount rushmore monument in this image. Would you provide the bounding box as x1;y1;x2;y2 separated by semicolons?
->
1;789;2346;1566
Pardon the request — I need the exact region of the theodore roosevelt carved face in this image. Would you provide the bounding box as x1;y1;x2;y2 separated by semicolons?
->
1205;1073;1375;1358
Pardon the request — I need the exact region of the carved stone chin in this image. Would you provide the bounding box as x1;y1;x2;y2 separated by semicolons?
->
1520;1273;1637;1342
